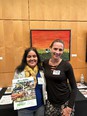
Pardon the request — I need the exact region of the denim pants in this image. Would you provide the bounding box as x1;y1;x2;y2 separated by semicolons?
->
18;105;44;116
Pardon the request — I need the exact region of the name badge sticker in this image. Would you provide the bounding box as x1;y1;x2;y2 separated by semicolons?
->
38;78;44;85
53;70;60;75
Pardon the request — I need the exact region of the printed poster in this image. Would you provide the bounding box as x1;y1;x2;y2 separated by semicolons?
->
12;77;37;110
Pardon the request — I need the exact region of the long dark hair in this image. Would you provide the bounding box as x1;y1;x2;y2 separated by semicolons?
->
16;47;41;73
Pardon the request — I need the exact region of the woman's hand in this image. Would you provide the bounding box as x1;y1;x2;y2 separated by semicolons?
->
11;92;24;101
62;107;72;116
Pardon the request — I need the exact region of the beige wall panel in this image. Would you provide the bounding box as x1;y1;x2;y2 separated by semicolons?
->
0;73;14;87
13;21;30;48
5;47;15;72
76;23;87;68
4;21;14;47
0;0;28;19
74;68;87;82
0;21;5;47
29;0;87;20
85;68;87;82
0;47;5;72
0;20;29;73
0;0;2;18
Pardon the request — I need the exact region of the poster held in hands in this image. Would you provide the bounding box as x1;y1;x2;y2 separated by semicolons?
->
12;77;37;110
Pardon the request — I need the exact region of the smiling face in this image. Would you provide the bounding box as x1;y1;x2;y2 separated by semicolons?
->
50;42;64;60
26;50;38;68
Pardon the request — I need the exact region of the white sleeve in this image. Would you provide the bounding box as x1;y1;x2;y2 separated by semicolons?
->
14;71;25;79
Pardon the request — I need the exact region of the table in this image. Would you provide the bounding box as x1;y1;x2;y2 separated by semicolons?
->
0;88;18;116
75;88;87;116
0;87;87;116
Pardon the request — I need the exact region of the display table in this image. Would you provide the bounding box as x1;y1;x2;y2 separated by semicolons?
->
0;88;18;116
75;87;87;116
0;87;87;116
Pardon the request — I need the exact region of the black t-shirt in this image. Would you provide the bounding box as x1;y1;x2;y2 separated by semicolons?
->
43;59;77;108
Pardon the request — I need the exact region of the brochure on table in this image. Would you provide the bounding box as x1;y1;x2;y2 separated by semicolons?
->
77;83;87;89
5;86;12;94
77;83;87;98
0;95;12;105
12;77;37;110
79;89;87;98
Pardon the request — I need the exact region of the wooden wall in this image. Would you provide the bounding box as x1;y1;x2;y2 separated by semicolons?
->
0;0;87;87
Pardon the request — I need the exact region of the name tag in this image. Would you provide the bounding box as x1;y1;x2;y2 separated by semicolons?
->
38;78;44;85
53;70;60;75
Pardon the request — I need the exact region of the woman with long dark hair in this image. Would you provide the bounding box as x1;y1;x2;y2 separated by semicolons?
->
11;47;47;116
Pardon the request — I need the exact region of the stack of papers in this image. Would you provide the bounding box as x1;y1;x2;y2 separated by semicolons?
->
5;86;12;94
0;95;12;105
79;89;87;98
77;83;87;89
77;83;87;98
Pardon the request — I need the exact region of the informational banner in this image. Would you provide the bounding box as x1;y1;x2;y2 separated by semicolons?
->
12;77;37;110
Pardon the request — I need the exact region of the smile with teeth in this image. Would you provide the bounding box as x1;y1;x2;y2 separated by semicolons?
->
29;60;36;63
54;53;60;57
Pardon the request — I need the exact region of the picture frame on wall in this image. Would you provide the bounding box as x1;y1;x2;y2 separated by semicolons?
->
30;29;71;61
